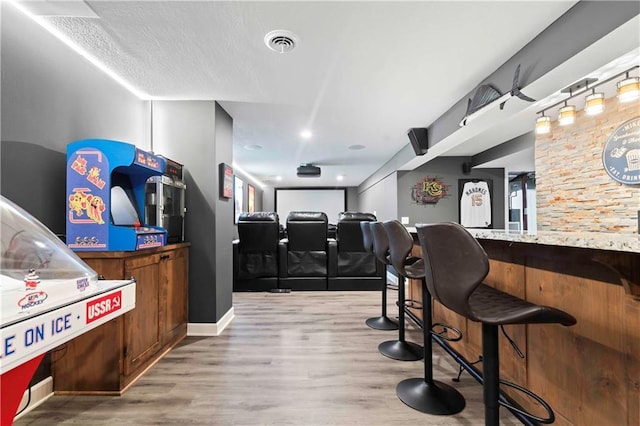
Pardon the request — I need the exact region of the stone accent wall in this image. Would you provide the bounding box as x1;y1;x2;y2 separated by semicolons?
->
536;96;639;233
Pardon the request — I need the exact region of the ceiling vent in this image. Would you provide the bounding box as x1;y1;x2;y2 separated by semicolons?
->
264;30;298;54
297;164;321;177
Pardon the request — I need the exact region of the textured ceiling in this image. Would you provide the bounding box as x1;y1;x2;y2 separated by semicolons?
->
32;1;580;187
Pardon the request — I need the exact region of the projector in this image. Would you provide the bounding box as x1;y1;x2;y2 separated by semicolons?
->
297;164;321;177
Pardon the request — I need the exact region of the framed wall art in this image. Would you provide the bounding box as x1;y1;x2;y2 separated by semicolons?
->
219;163;233;199
458;179;493;229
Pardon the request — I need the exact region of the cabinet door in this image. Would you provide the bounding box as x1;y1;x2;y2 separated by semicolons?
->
161;248;189;346
123;254;161;376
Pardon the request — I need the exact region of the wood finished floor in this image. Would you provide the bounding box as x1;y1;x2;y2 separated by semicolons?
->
16;291;519;425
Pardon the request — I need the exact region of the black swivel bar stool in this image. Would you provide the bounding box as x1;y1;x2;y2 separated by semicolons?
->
362;221;398;331
384;220;465;415
371;221;422;361
417;223;576;426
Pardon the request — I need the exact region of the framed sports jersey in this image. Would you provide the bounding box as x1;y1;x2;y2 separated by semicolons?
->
458;179;493;229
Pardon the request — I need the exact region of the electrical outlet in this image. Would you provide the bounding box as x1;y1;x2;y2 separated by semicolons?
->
401;216;409;225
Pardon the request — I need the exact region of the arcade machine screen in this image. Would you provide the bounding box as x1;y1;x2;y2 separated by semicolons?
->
110;171;143;226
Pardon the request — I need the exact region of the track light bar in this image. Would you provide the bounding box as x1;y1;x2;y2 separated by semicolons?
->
536;65;639;115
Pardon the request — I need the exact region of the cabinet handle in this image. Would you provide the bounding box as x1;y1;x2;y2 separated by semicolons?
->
160;254;171;260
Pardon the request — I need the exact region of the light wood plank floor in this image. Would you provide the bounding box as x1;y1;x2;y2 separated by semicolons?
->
16;291;519;425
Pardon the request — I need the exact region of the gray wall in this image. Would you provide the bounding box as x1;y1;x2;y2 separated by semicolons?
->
359;172;398;222
152;101;234;323
426;2;640;152
358;2;639;208
0;4;148;384
397;157;505;228
262;187;276;213
214;104;234;321
346;187;360;213
1;4;147;234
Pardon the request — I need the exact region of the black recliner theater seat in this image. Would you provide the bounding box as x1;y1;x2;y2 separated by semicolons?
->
328;212;384;291
233;212;280;291
278;211;331;291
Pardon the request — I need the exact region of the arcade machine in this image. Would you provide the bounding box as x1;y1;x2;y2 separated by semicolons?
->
0;196;136;426
66;139;167;251
144;157;186;244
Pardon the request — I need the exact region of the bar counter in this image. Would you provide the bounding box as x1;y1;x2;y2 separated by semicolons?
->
407;227;639;426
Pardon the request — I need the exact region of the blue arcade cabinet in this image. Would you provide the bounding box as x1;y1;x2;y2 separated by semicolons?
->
66;139;167;251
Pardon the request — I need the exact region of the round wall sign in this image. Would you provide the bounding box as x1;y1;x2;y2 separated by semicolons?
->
603;116;640;185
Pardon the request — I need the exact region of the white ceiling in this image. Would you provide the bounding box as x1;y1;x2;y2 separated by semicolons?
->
20;0;611;187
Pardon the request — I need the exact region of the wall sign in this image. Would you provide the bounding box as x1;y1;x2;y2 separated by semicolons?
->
603;116;640;185
411;176;450;205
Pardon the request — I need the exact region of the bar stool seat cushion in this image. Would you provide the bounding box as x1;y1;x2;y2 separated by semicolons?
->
403;258;425;280
469;284;576;326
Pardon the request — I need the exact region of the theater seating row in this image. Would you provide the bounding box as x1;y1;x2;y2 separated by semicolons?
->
233;211;385;291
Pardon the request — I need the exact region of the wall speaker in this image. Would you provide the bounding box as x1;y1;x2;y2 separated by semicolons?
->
462;162;473;175
407;128;428;156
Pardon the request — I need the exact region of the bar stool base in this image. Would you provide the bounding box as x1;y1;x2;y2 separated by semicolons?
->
378;340;423;361
397;378;466;415
366;316;399;330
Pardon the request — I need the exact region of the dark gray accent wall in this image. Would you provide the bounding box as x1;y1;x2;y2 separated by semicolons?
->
1;142;67;235
214;103;234;322
471;132;534;167
152;101;234;323
346;187;359;212
397;157;505;229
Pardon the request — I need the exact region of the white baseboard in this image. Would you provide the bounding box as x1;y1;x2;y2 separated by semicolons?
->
187;306;234;336
14;376;53;421
386;271;398;285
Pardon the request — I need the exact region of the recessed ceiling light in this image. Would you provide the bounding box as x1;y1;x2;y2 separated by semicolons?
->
244;144;263;151
300;130;312;140
348;144;366;150
336;175;345;181
276;176;283;181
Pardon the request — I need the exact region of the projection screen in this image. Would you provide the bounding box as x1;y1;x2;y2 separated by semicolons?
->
275;188;346;225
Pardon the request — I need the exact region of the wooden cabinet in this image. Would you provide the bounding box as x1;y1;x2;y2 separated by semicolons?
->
53;244;189;395
160;248;188;346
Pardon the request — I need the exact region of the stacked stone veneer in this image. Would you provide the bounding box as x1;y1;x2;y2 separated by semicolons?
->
536;96;639;233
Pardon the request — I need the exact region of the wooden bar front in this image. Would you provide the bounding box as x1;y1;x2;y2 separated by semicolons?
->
408;238;640;426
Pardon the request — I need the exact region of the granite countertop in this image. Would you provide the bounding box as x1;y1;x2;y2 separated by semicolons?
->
407;226;640;254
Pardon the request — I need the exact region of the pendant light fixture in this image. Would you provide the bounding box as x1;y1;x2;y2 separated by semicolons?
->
617;72;640;103
558;102;576;126
584;89;605;115
535;113;551;135
534;65;638;135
